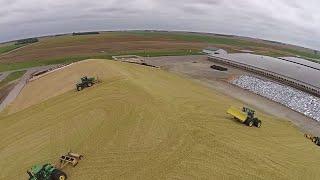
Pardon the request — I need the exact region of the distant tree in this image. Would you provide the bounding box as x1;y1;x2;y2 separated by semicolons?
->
15;38;38;45
72;32;100;36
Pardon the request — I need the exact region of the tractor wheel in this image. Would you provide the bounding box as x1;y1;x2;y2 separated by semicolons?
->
247;120;254;127
315;139;320;146
255;120;262;128
87;82;92;87
77;86;82;91
51;169;67;180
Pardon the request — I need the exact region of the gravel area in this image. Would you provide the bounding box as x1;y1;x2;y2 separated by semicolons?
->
232;75;320;121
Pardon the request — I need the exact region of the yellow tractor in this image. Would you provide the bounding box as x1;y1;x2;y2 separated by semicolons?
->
227;106;262;128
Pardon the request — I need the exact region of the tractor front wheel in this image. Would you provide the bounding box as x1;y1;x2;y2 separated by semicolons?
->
87;82;92;87
77;86;82;91
247;120;254;127
51;169;67;180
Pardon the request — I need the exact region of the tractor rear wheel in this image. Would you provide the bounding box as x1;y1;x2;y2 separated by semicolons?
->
315;139;320;146
51;169;67;180
255;120;262;128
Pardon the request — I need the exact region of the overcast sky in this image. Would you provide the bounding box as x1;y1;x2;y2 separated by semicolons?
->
1;0;319;49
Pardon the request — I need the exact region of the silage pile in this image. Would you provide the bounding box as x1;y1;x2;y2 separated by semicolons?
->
231;75;320;121
2;60;320;179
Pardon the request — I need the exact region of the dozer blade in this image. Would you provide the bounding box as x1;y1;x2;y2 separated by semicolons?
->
227;107;248;123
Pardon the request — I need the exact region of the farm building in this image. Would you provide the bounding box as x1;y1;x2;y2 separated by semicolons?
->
208;53;320;97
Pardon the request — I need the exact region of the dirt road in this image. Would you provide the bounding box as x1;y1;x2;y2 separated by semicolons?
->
0;72;10;82
0;65;62;112
144;55;320;136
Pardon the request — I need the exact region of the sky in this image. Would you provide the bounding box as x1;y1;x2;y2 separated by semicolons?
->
1;0;320;50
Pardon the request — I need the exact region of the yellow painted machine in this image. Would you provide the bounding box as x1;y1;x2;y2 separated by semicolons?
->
227;106;262;128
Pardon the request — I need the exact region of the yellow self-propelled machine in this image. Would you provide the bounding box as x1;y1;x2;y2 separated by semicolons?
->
227;106;262;128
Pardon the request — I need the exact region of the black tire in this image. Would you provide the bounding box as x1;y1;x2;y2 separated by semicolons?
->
315;139;320;146
247;120;254;127
51;169;67;180
77;86;82;91
255;120;262;128
87;82;92;87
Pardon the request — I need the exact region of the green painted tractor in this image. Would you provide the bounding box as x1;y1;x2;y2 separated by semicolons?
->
27;164;67;180
76;76;96;91
27;152;83;180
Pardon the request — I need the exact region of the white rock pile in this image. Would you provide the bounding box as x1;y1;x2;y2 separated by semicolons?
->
231;75;320;121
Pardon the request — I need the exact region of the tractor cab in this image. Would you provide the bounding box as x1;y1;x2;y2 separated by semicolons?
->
81;76;88;82
242;107;255;119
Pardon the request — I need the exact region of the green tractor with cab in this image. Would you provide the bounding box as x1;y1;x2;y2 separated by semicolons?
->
27;152;83;180
76;76;96;91
27;164;66;180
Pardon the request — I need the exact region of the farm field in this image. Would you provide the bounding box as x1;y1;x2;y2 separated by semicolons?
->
0;31;319;72
1;59;320;179
0;44;24;54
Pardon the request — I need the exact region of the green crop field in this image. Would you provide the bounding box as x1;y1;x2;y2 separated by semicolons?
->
1;60;320;179
0;31;319;72
0;49;201;72
0;44;24;54
130;31;320;60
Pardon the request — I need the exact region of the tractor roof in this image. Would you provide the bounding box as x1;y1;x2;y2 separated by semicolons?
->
30;164;42;174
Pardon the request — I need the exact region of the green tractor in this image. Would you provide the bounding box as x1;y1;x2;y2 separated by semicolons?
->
76;76;96;91
27;164;67;180
27;152;83;180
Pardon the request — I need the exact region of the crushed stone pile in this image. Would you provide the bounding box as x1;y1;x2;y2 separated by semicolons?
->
231;75;320;121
